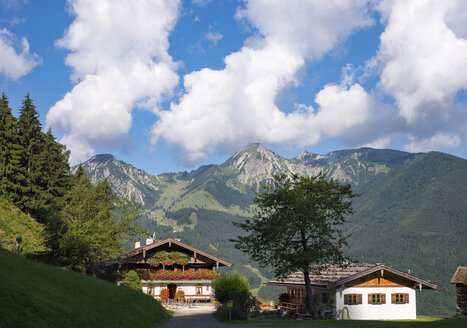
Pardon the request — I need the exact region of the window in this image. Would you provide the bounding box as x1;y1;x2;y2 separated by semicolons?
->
368;293;386;304
392;293;409;304
147;287;154;295
344;294;361;305
195;286;202;295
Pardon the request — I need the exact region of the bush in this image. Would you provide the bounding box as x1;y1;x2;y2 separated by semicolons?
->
121;270;141;291
212;270;260;320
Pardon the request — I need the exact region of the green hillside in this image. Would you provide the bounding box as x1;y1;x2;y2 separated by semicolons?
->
346;152;467;316
0;197;47;254
0;247;170;328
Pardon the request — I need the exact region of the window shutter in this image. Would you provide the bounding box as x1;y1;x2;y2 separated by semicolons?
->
368;294;373;304
344;294;349;305
357;294;362;304
381;294;386;304
405;293;409;304
391;293;396;304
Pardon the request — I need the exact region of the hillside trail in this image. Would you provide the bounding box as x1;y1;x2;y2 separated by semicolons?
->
160;304;337;328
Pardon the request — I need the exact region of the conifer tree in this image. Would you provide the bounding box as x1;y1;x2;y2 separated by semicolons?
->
16;94;47;219
0;93;21;202
38;129;71;220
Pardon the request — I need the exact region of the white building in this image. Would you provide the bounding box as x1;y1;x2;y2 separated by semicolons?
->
108;238;231;301
268;263;437;320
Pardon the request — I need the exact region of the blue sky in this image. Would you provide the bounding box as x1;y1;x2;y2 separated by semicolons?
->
1;0;466;175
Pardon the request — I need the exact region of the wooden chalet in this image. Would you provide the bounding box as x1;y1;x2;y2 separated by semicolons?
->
108;238;231;301
451;266;467;316
268;263;437;320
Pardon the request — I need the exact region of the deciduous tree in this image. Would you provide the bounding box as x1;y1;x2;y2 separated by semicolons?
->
232;173;356;315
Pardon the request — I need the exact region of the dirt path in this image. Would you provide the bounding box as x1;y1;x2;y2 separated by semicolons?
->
161;305;243;328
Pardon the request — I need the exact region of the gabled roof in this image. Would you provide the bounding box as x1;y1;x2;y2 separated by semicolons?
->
118;238;231;267
451;266;467;284
268;263;437;290
268;263;374;288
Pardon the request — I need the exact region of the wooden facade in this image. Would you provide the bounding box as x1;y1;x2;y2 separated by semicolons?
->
107;238;231;301
451;266;467;316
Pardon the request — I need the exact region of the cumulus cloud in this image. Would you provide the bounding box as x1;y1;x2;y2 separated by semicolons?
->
377;0;467;123
405;133;461;153
0;28;40;80
46;0;180;164
152;0;374;163
374;0;467;152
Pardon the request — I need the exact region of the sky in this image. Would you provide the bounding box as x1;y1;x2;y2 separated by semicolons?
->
1;0;467;175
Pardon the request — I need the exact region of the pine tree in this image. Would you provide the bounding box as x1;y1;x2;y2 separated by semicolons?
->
38;129;71;220
0;93;21;203
16;94;47;219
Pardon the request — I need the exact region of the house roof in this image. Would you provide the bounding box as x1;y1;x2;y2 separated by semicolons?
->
451;266;467;284
268;263;437;290
115;238;232;267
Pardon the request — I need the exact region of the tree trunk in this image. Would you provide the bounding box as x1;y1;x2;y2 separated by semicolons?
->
303;268;314;316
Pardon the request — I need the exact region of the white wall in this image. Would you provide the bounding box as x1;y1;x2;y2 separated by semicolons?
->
335;286;416;320
142;282;212;299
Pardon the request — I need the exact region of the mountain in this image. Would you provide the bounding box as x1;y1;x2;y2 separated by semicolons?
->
75;144;467;316
74;154;161;206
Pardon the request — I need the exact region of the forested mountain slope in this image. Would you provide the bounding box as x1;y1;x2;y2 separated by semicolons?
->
76;144;466;316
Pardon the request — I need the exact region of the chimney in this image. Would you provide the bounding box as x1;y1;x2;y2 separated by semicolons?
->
146;237;154;246
135;241;141;248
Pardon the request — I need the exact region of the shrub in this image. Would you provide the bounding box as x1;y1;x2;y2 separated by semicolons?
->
212;270;259;320
121;270;142;291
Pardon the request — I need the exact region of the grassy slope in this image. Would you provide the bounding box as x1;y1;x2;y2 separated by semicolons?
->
0;197;47;254
0;248;170;328
227;316;467;327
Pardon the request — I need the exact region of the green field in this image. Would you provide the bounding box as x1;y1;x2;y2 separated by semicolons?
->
0;248;170;328
225;315;466;327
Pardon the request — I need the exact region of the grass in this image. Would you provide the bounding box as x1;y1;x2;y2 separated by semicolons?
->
0;248;171;328
0;197;47;254
223;315;467;327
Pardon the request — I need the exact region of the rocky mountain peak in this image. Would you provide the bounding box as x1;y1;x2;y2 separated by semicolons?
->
88;154;115;164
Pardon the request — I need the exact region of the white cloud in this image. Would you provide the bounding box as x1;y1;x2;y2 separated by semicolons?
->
205;25;222;46
405;133;461;153
376;0;467;123
46;0;180;164
152;0;374;163
0;28;40;80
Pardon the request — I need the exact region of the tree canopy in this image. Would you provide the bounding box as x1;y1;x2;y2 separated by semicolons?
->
232;173;357;314
55;166;145;275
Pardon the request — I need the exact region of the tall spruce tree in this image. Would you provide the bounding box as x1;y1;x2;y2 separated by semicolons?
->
16;94;47;219
0;93;21;203
39;129;71;220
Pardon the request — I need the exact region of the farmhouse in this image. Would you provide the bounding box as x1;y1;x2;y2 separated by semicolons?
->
451;266;467;316
268;263;437;320
108;237;231;301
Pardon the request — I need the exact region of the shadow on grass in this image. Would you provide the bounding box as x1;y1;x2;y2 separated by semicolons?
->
222;315;467;328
